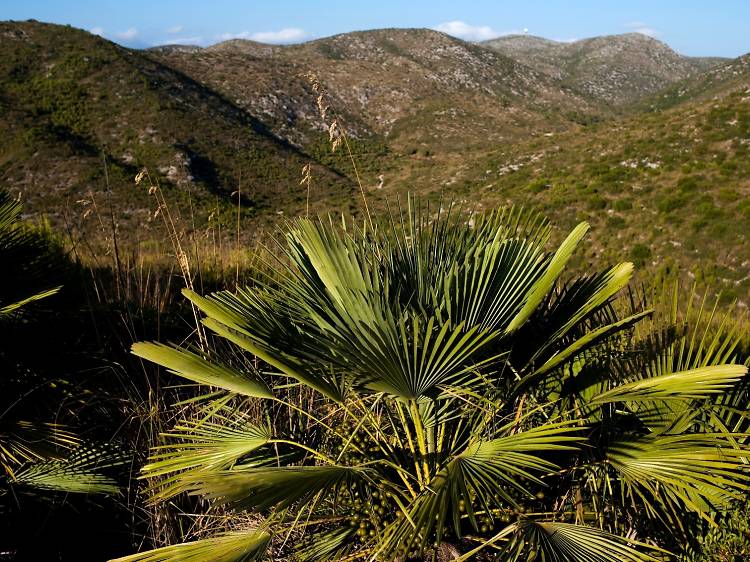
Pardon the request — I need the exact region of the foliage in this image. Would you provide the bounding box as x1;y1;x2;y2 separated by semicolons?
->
0;190;126;493
0;191;62;319
0;20;353;249
124;201;750;561
685;500;750;561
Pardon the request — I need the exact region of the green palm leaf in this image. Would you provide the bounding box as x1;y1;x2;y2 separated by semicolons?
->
457;421;584;503
592;364;748;404
131;342;273;399
142;414;270;502
607;434;750;517
13;444;128;494
380;421;584;558
296;527;357;562
184;465;366;511
506;222;590;333
0;420;79;476
503;520;664;561
0;190;62;318
108;531;269;562
532;309;653;378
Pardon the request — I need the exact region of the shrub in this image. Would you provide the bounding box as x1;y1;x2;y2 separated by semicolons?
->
657;193;689;213
613;199;633;211
629;243;652;266
121;204;749;562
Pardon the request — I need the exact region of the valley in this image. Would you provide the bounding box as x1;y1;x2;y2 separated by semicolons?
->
1;20;749;300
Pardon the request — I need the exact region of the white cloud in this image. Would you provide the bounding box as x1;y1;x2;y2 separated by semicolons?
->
165;36;205;45
166;25;184;34
115;28;138;40
432;20;507;42
90;26;104;36
218;28;308;44
217;31;247;41
624;21;660;37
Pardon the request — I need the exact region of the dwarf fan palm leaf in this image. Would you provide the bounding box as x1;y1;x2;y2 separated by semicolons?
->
110;531;270;562
0;191;61;318
0;190;123;495
13;443;129;494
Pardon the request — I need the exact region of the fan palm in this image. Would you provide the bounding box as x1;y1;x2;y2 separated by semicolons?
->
0;190;125;493
118;200;749;561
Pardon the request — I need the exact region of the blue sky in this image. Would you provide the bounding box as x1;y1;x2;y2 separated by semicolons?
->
2;1;748;57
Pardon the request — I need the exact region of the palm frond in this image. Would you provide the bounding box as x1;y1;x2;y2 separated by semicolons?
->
506;222;589;333
532;309;653;378
0;286;61;317
607;434;750;518
502;520;665;562
457;421;584;504
184;465;367;511
296;527;356;562
592;364;748;403
131;342;273;399
108;530;269;562
0;420;79;476
380;422;584;558
514;263;636;393
142;414;271;502
13;443;128;494
0;190;63;318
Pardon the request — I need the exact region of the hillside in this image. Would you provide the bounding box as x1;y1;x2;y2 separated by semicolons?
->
482;33;726;106
1;19;749;301
149;28;605;156
0;21;353;244
402;68;750;304
645;53;750;110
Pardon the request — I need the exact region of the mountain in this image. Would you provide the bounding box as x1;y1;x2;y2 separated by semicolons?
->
149;28;605;156
0;20;352;243
645;53;750;110
481;33;726;106
2;19;749;302
408;58;750;304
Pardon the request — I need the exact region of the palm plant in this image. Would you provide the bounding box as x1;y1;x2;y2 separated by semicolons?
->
0;190;125;493
119;201;749;561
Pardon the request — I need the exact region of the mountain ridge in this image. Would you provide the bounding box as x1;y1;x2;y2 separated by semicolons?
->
0;20;353;242
481;32;727;105
2;19;749;301
150;27;605;153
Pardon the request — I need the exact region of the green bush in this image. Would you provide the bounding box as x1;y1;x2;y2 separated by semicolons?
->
613;199;633;211
630;243;652;266
122;205;750;562
686;501;750;561
657;194;689;213
587;194;608;210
